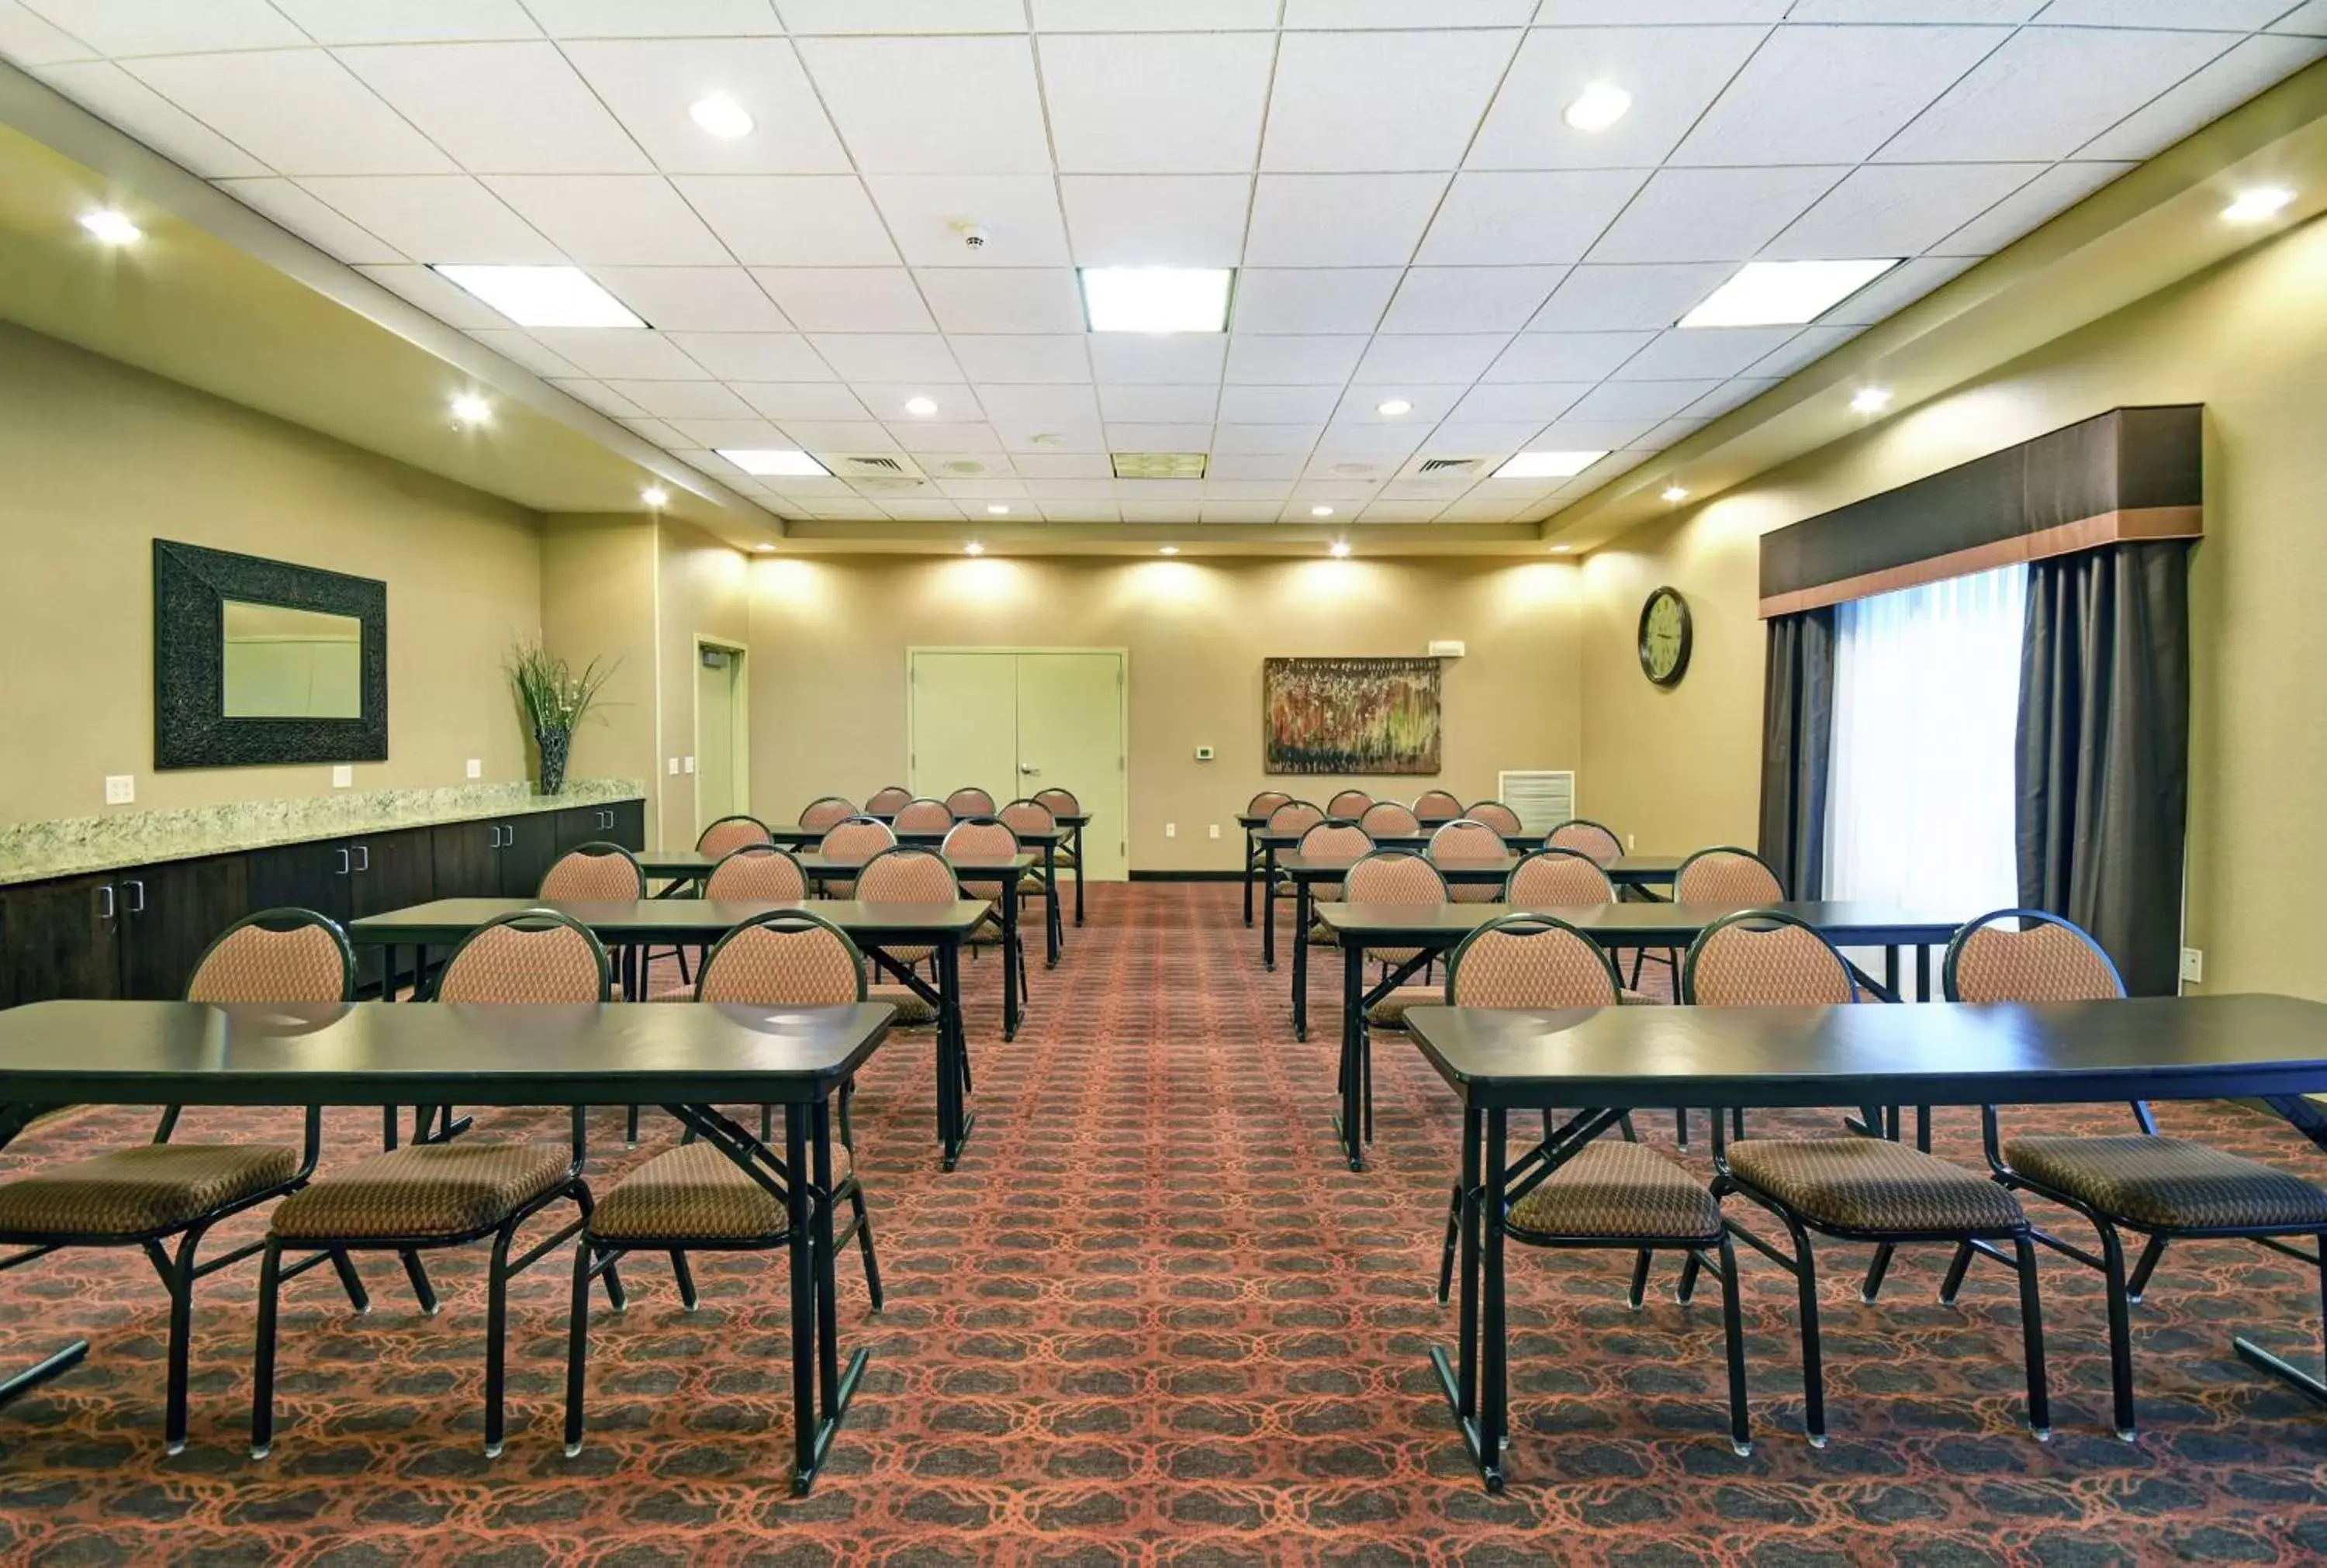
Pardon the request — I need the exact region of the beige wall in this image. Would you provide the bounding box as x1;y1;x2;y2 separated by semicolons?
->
0;319;541;827
540;515;659;833
655;520;752;850
745;554;1583;871
1577;212;2327;997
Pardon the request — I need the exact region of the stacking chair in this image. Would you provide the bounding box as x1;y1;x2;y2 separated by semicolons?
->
1682;910;2050;1448
705;844;810;901
854;846;957;1033
1430;818;1506;904
1359;800;1420;838
863;786;914;817
945;816;1029;1006
797;796;857;834
999;797;1061;962
1246;789;1292;824
1032;787;1084;900
697;815;773;857
1546;818;1624;867
1640;844;1789;1004
1507;845;1616;907
1244;791;1293;911
0;910;357;1454
1345;849;1448;1030
1464;800;1523;837
253;911;620;1460
1412;788;1464;820
818;815;897;897
894;797;956;834
1937;909;2327;1441
945;786;997;818
541;841;648;1006
1326;789;1374;820
1296;820;1374;945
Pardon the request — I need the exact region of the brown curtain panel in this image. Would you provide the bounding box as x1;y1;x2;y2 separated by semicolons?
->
1758;607;1837;900
2017;541;2191;996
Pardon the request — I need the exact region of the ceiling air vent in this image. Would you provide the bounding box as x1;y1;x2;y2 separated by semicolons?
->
1112;451;1208;479
829;454;928;485
1398;454;1494;481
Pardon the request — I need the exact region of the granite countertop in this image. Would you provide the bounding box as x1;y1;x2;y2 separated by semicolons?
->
0;779;648;887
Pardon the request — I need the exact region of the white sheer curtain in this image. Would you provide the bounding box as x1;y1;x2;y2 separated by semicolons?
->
1824;565;2026;948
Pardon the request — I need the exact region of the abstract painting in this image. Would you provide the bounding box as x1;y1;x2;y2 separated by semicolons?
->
1263;657;1442;775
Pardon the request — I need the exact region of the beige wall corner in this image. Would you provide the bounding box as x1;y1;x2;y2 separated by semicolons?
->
541;515;660;836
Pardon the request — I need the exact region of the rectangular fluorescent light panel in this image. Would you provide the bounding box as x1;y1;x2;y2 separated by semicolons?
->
1112;451;1208;479
718;449;829;477
1492;451;1606;480
1081;268;1233;333
433;264;645;328
1679;259;1899;328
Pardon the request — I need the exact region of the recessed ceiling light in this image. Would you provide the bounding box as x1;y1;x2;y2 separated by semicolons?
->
1080;267;1233;333
434;264;645;329
1679;259;1899;329
1661;485;1689;503
1375;398;1413;417
1851;386;1893;414
1563;81;1632;133
79;208;140;245
1310;505;1335;518
964;541;986;556
688;93;754;140
2223;186;2294;223
641;485;669;508
986;503;1011;515
1551;544;1573;554
1493;451;1606;480
904;395;938;416
1112;451;1208;479
449;392;491;427
1329;541;1352;558
717;448;828;476
1158;545;1180;556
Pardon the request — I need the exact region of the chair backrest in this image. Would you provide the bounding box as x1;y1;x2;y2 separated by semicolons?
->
186;908;354;1004
696;910;866;1007
1266;800;1324;835
1246;789;1293;819
1944;909;2125;1003
863;785;914;816
1682;910;1857;1007
1359;800;1420;838
1505;847;1616;907
1464;800;1523;836
942;817;1019;860
797;796;858;833
1297;821;1373;860
539;842;645;901
856;844;961;904
697;814;774;856
894;797;956;833
998;798;1056;837
1544;818;1623;867
1412;789;1464;820
945;786;997;818
1326;789;1374;819
1675;845;1786;904
1032;787;1081;817
1447;914;1622;1009
821;815;897;859
704;844;810;901
1430;819;1506;860
435;910;610;1003
1344;848;1447;906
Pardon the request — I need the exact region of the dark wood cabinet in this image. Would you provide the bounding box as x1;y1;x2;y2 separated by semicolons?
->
247;839;354;926
555;802;644;854
0;874;123;1008
346;829;434;994
432;820;499;900
503;813;559;896
119;856;250;1001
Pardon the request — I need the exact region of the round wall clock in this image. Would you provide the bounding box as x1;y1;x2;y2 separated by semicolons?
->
1637;585;1693;689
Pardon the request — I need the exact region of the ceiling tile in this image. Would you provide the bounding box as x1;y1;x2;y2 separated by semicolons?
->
1215;424;1326;454
545;378;645;419
1585;167;1848;263
1231;270;1402;334
1261;29;1523;173
673;176;898;265
1032;0;1278;26
777;420;900;451
216;177;404;262
1565;381;1724;421
560;38;852;174
1315;424;1426;458
867;175;1071;267
946;335;1093;383
1611;326;1802;380
1356;502;1447;523
2274;1;2327;34
915;269;1087;333
1641;416;1713;446
1876;27;2235;163
484;175;731;264
602;380;753;418
1423;421;1551;454
297;176;558;262
1243;174;1450;267
1098;385;1222;423
753;269;936;332
337;42;652;173
120;50;454;175
1202;479;1296;500
1223;335;1370;384
1483;330;1655;380
867;385;984;423
28;63;266;178
1817;254;1976;323
1333;386;1468;423
272;1;541;44
975;385;1101;423
1469;26;1769;170
731;383;874;421
1013;454;1115;479
1205;453;1310;481
0;3;92;64
468;329;583;377
1672;26;2011;167
1447;384;1592;422
796;36;1051;173
591;267;790;332
1416;171;1650;264
1040;502;1120;520
1762;163;2044;259
934;477;1030;499
1683;378;1782;417
1088;334;1227;384
994;420;1106;452
1217;385;1345;423
1107;423;1215;449
1528;264;1734;330
807;333;963;382
1289;475;1390;499
354;263;511;327
1744;325;1860;378
2037;1;2294;24
1118;501;1198;522
1381;267;1566;333
665;332;835;379
1352;334;1511;383
617;416;687;445
1782;2;2035;18
1285;0;1537;23
518;1;787;36
2076;34;2325;161
1201;502;1289;523
670;417;790;447
1038;33;1276;174
891;422;1004;451
527;329;711;378
1060;176;1252;268
877;499;971;520
1928;163;2132;254
776;0;1023;28
22;0;301;54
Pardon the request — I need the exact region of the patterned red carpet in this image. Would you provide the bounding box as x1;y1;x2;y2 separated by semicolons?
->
3;882;2326;1563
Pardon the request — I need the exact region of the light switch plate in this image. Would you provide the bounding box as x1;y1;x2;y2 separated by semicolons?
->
331;765;353;789
667;758;679;775
1208;824;1220;839
465;758;482;780
1164;822;1176;838
103;774;134;805
683;755;696;774
2180;947;2204;983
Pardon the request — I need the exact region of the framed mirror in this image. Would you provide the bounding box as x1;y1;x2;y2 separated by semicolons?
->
154;540;387;768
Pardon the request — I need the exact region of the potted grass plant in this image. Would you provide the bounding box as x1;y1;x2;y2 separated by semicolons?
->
507;639;617;796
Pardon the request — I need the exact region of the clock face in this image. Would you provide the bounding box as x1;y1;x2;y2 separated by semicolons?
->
1637;587;1692;688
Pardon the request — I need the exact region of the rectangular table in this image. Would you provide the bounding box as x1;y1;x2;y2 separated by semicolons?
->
1235;810;1461;924
0;997;894;1494
1276;853;1520;1041
1402;996;2327;1492
349;899;991;1169
873;812;1093;931
1315;900;1963;1169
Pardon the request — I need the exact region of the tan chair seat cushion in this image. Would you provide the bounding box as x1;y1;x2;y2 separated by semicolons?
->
1018;874;1048;894
270;1142;572;1241
1510;1141;1720;1242
1617;987;1658;1004
1308;920;1341;946
1727;1137;2024;1235
869;983;941;1026
0;1143;299;1238
2003;1135;2327;1231
592;1141;854;1243
1367;986;1441;1027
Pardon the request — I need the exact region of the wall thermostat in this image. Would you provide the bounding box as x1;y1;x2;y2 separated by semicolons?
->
1428;639;1467;658
1195;745;1215;762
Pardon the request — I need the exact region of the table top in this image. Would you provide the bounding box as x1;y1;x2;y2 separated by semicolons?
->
892;827;1066;848
870;811;1090;828
638;850;1033;878
1404;994;2327;1110
0;1000;894;1107
1239;813;1462;828
1313;899;1960;947
348;897;992;945
1278;851;1519;881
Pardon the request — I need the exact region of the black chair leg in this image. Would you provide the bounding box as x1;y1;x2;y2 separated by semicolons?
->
161;1226;206;1456
1676;1249;1703;1304
563;1240;593;1458
2125;1234;2168;1303
1436;1183;1461;1307
1717;1235;1751;1456
483;1221;517;1458
626;1105;641;1146
399;1249;438;1314
250;1242;283;1459
670;1249;698;1311
2014;1231;2052;1441
1675;1108;1689;1149
849;1182;884;1311
1788;1218;1827;1447
2097;1218;2138;1441
1627;1249;1651;1311
153;1106;183;1143
1938;1240;1975;1305
1860;1242;1895;1304
330;1249;371;1314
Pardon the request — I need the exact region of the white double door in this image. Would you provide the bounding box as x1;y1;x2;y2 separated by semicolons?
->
907;649;1126;882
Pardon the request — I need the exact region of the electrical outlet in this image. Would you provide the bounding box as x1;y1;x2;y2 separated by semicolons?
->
331;765;353;788
1208;824;1220;839
683;755;696;775
103;774;134;805
1195;745;1215;761
465;758;482;780
1164;822;1176;838
2180;947;2204;983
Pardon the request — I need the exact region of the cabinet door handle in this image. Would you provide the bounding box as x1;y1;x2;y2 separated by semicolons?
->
126;879;146;914
97;884;116;920
354;844;370;872
336;848;351;876
489;824;504;849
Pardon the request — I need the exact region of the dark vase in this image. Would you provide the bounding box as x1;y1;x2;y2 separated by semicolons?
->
536;727;571;796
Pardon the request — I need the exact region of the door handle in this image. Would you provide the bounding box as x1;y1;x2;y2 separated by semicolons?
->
125;879;146;914
97;884;115;920
1020;764;1039;775
353;844;370;872
335;848;351;876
